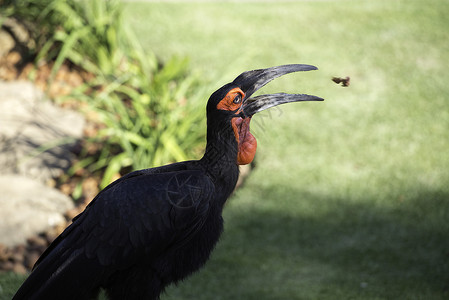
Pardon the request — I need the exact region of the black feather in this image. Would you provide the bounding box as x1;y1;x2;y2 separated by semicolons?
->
13;64;318;299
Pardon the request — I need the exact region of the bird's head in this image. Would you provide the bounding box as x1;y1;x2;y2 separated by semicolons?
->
206;64;323;165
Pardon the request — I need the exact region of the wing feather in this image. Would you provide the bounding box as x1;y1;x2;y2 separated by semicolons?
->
41;168;214;269
15;167;215;299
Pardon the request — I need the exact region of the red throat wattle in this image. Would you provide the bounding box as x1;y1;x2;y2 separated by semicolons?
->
232;117;257;165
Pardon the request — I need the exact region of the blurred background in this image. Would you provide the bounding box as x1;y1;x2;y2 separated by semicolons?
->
0;0;448;299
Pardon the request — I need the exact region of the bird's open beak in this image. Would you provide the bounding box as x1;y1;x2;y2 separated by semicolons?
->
233;64;324;117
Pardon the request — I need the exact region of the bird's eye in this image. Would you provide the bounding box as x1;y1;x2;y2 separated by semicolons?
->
233;94;242;104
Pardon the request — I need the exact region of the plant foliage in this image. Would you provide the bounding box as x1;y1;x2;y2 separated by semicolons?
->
2;0;207;188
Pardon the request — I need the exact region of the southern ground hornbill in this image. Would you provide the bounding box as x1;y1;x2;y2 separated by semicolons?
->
13;64;323;299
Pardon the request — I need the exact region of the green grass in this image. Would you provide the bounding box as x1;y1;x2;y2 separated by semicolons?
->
2;0;448;299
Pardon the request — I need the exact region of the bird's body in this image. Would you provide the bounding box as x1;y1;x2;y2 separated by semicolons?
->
13;64;322;300
14;144;239;299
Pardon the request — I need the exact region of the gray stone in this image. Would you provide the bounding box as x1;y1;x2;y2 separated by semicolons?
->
0;80;86;247
0;30;14;58
0;17;34;51
0;175;74;247
0;81;85;182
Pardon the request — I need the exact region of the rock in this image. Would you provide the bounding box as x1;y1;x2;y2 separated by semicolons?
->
0;18;33;49
2;260;14;272
26;235;48;249
24;251;40;270
0;175;74;247
0;244;12;262
10;251;24;264
44;222;67;244
0;81;85;183
14;244;26;257
0;30;15;57
66;206;82;221
12;262;28;274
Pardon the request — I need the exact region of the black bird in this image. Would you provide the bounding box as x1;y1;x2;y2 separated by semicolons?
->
13;64;323;300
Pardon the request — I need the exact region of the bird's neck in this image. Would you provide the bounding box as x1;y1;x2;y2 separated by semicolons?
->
199;124;240;189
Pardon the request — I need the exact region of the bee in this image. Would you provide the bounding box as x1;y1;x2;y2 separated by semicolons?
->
332;76;350;87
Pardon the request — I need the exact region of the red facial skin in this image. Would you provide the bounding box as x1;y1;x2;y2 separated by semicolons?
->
217;88;257;165
232;117;257;165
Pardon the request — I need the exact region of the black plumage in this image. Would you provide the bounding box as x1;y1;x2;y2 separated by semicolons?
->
13;64;322;300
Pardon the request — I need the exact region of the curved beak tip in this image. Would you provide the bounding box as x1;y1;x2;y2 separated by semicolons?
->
235;64;323;116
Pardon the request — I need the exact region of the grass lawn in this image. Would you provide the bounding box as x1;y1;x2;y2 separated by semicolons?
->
2;0;448;299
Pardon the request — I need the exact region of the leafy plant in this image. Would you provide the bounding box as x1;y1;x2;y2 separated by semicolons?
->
2;0;208;189
71;56;207;188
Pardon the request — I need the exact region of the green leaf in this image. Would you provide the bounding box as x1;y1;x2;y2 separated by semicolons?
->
50;26;90;80
101;152;132;188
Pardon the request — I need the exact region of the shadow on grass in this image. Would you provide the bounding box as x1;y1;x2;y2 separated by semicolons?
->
2;187;448;300
166;186;449;300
